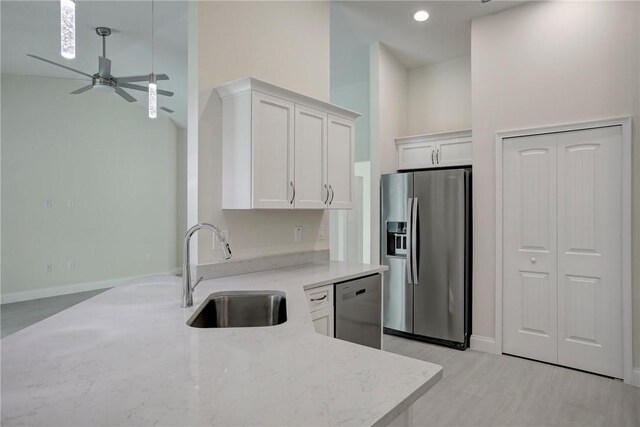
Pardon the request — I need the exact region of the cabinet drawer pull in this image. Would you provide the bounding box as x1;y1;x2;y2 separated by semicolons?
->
329;185;335;204
324;184;330;204
290;181;295;204
310;295;328;302
431;151;434;165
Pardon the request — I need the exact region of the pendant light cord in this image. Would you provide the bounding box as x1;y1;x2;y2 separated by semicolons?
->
151;0;154;73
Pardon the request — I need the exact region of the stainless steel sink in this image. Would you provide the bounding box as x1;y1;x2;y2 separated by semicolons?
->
187;291;287;328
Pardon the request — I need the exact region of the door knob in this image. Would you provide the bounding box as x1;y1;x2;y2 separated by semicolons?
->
530;257;537;264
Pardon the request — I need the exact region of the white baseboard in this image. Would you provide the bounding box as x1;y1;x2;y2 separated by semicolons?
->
1;268;181;305
630;367;640;388
470;335;500;355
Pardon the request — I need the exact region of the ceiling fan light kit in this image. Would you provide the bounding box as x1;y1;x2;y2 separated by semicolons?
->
60;0;75;59
27;24;174;112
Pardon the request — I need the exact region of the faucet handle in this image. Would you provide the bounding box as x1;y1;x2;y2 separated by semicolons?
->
192;276;204;291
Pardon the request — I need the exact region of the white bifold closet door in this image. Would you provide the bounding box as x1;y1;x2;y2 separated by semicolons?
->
503;126;623;378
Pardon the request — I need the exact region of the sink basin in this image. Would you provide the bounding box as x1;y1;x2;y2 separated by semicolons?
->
187;291;287;328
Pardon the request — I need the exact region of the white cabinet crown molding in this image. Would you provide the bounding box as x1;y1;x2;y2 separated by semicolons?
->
395;129;472;146
216;77;361;121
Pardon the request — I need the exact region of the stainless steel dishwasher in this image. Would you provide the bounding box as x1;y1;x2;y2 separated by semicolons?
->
335;274;382;349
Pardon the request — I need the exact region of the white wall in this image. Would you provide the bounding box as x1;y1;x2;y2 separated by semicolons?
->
374;43;408;177
1;74;179;298
471;1;640;366
408;56;471;135
369;42;409;263
176;128;188;265
196;1;330;264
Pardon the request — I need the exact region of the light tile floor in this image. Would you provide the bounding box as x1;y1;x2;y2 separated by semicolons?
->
1;289;108;338
383;334;640;426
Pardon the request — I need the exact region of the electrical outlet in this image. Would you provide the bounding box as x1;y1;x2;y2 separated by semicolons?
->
213;230;230;249
67;261;75;271
45;264;53;273
67;199;75;208
45;199;53;209
294;226;303;243
145;254;152;262
318;225;325;241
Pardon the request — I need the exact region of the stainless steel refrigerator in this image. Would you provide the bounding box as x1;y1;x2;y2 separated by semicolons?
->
381;169;471;349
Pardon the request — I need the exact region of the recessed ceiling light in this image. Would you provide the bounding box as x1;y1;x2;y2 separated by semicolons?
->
413;10;429;22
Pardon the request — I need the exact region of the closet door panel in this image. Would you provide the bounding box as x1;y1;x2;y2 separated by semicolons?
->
557;126;623;378
502;134;558;364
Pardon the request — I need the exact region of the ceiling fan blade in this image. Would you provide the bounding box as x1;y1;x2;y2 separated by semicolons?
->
115;73;169;83
118;82;174;97
99;56;111;78
70;84;94;94
157;88;174;97
115;87;137;103
27;54;94;79
160;107;174;114
118;82;148;92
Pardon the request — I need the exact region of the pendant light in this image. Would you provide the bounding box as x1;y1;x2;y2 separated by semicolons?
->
60;0;76;59
148;0;157;119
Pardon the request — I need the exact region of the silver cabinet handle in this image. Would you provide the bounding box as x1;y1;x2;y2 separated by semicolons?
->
411;197;419;284
323;184;329;204
431;151;435;165
406;198;413;285
329;185;335;204
436;150;440;164
290;181;295;204
310;295;327;302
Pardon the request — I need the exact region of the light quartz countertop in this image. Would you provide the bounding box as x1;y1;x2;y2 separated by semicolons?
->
1;261;442;426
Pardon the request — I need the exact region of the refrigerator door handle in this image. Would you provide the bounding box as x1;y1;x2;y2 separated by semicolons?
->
411;197;419;284
406;197;414;285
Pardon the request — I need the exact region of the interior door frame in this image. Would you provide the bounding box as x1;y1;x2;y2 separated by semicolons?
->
495;116;634;385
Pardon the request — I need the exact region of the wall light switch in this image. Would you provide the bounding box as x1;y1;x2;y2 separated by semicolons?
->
45;264;53;273
45;199;53;209
213;230;230;249
294;226;303;243
67;199;75;208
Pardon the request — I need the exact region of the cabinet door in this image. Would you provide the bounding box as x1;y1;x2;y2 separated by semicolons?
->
252;92;295;208
435;138;472;167
311;306;334;337
327;115;354;209
397;141;436;170
294;105;328;209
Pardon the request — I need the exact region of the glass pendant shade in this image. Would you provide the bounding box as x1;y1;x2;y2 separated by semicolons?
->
60;0;75;59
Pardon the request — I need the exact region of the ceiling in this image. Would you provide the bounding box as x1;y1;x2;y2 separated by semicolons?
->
1;1;187;127
331;0;522;85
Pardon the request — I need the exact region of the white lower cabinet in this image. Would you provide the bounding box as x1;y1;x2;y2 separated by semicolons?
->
311;306;334;337
305;284;334;337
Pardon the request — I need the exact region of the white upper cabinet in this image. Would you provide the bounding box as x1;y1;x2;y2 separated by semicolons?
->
396;129;472;170
295;105;328;209
327;115;354;209
217;78;360;210
252;92;295;208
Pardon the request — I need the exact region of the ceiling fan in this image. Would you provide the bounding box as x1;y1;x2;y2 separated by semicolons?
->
27;26;174;112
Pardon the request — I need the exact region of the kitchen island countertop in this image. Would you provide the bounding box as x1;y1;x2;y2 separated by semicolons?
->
1;261;442;426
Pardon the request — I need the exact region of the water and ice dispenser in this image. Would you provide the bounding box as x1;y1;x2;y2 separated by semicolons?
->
386;222;407;256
